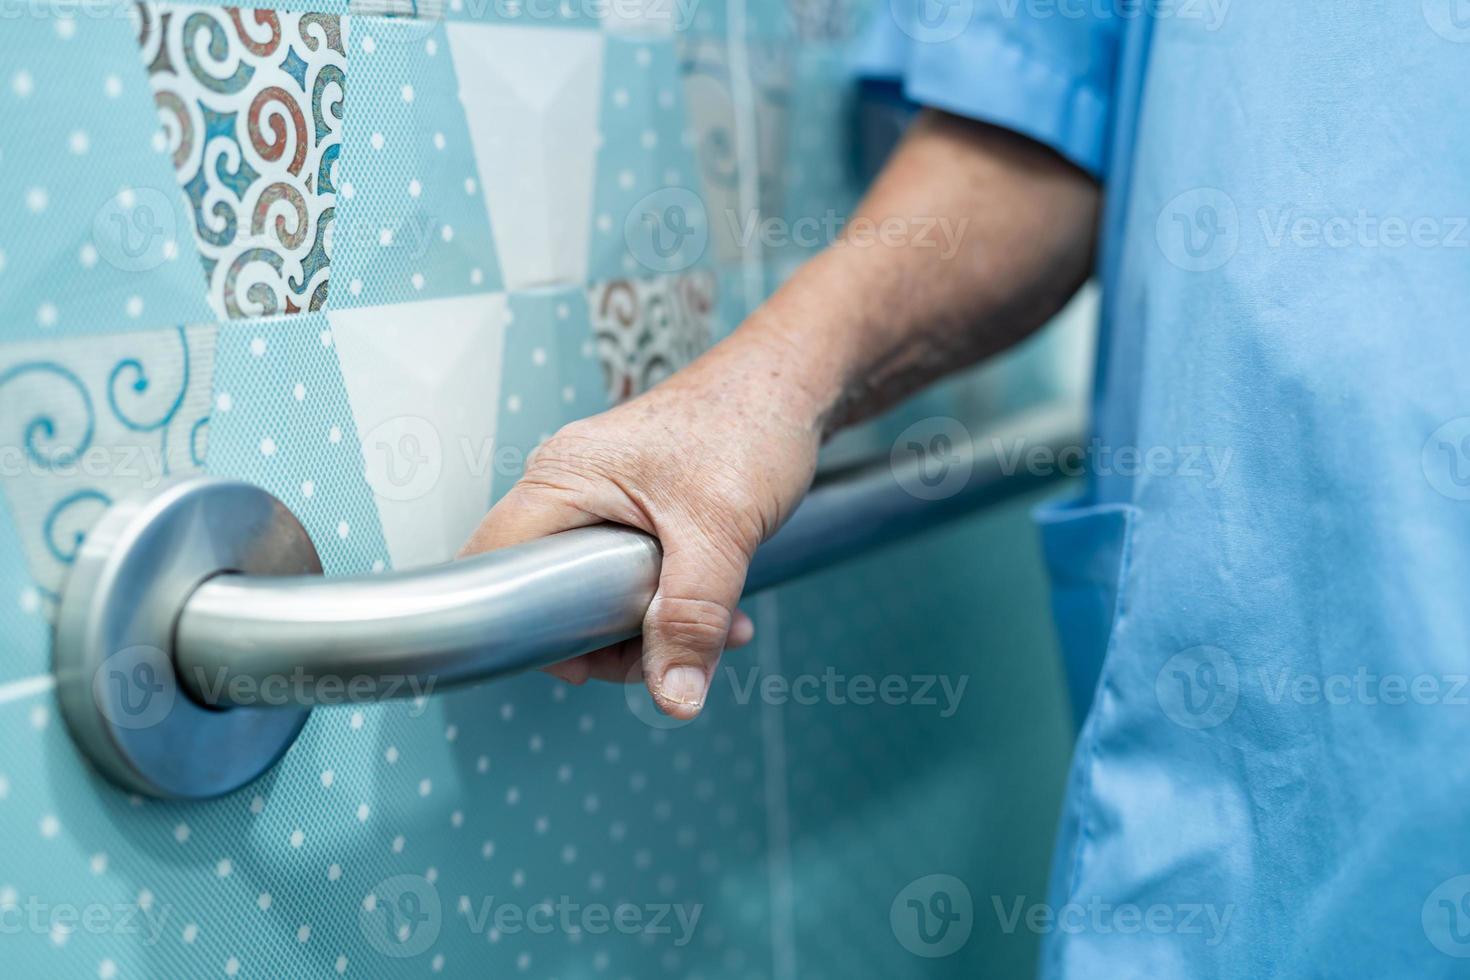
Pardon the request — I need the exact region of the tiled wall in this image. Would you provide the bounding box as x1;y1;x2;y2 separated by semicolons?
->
0;3;1080;976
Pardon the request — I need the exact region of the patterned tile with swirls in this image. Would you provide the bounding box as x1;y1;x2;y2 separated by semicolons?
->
136;4;347;319
0;324;217;616
588;270;716;402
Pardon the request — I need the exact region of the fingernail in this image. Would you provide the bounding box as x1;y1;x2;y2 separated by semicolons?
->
658;666;708;707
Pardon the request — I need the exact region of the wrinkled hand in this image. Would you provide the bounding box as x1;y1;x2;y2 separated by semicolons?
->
460;338;825;719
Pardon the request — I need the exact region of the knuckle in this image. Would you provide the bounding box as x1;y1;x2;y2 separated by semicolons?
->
645;595;734;654
528;424;647;484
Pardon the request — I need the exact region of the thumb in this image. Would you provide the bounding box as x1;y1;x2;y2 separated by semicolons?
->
640;527;751;720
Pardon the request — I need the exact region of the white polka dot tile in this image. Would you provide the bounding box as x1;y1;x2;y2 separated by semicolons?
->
589;37;708;280
0;21;214;338
206;313;389;575
330;19;506;310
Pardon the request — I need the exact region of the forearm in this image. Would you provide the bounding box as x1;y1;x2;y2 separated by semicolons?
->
467;114;1099;708
681;110;1101;437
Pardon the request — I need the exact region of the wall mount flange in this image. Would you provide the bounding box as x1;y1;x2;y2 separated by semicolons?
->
54;477;321;799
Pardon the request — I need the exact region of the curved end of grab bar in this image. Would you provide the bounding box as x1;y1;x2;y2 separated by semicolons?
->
53;400;1087;798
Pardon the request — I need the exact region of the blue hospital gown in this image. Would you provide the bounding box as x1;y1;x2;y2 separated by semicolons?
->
861;1;1470;975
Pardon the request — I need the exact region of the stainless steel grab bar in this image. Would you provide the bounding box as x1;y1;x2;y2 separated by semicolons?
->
55;400;1086;798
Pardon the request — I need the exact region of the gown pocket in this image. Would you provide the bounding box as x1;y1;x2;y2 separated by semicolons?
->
1032;496;1140;726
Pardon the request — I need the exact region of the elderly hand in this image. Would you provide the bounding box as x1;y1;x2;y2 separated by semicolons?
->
460;331;827;719
460;111;1099;718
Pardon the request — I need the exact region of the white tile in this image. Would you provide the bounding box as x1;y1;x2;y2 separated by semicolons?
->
447;24;604;290
329;294;511;568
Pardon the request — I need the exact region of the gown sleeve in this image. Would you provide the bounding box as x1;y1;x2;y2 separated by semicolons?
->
853;0;1124;179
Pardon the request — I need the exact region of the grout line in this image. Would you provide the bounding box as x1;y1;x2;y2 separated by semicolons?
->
0;673;55;706
755;591;796;980
727;0;767;310
726;0;793;972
